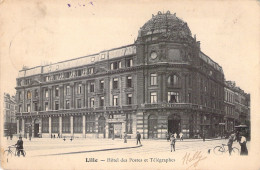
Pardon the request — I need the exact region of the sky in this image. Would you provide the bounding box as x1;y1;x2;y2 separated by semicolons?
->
0;0;259;96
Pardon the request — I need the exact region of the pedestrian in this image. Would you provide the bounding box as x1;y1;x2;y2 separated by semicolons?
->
203;133;205;142
227;133;236;156
15;137;25;157
124;132;127;143
58;133;60;138
179;132;183;141
136;131;141;145
174;132;177;139
170;135;176;152
239;135;248;155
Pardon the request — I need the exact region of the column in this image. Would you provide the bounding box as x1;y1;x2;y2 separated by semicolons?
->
49;117;52;137
82;115;86;138
21;118;25;137
70;116;73;137
59;85;64;110
82;82;86;108
59;116;62;137
17;119;20;135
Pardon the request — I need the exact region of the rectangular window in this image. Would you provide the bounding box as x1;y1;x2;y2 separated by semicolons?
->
127;76;132;88
62;117;70;133
88;68;94;74
55;101;59;110
127;94;132;105
34;102;38;111
51;117;59;133
100;96;104;107
55;86;59;97
45;102;49;111
34;89;38;98
18;92;22;100
90;98;95;108
113;95;119;106
110;61;121;70
42;117;49;133
168;92;179;103
126;59;133;67
77;83;82;94
19;105;22;112
150;92;157;103
113;78;118;89
66;100;70;109
73;116;82;133
76;69;82;77
27;104;31;112
66;85;70;96
27;91;31;99
100;80;104;90
64;72;71;78
90;82;95;92
151;73;157;85
77;99;82;108
45;89;49;98
86;115;95;133
188;93;191;103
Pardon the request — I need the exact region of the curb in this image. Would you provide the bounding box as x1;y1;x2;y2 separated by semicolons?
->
34;145;143;157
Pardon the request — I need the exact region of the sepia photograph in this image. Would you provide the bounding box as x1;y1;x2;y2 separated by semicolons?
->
0;0;259;169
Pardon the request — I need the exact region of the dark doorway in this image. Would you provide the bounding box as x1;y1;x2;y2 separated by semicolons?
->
148;114;158;138
34;124;39;137
168;114;180;135
109;124;114;138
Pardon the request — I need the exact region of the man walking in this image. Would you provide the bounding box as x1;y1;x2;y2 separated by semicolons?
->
136;131;141;145
179;132;183;141
170;135;176;152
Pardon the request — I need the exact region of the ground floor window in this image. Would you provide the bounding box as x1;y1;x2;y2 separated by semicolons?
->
62;116;70;133
73;116;82;133
42;117;49;133
51;117;59;133
19;119;22;132
86;115;95;133
98;116;106;133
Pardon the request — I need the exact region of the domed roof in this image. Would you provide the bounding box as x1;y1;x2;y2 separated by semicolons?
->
138;11;192;42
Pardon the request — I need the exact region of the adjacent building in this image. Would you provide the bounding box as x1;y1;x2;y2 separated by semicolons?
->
3;93;17;137
224;81;250;133
15;11;248;139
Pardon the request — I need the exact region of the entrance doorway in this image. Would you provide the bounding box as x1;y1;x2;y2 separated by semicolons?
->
109;123;122;138
34;119;40;137
168;114;181;135
148;114;158;138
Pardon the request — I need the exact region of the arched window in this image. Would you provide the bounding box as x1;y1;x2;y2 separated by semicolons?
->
168;75;180;87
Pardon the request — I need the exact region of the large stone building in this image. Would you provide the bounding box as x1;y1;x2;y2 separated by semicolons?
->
3;93;17;137
15;11;227;139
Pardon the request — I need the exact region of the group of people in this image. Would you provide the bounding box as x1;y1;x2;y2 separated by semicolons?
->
227;131;248;156
166;132;183;142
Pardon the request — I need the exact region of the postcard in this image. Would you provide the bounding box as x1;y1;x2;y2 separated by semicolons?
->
0;0;259;169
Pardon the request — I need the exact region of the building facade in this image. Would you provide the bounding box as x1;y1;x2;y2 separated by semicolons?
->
3;93;17;137
224;81;250;134
16;11;228;139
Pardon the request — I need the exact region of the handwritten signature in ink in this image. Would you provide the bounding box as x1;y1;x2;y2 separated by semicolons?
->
182;151;207;170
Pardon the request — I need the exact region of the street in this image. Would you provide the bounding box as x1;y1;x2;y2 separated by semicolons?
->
1;137;252;170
